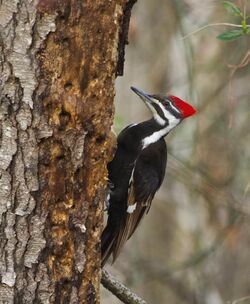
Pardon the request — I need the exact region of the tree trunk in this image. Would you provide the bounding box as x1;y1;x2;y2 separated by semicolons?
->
0;0;132;302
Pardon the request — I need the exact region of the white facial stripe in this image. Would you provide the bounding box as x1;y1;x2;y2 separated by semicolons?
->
153;96;181;117
148;97;166;126
142;95;180;127
169;101;181;113
157;101;179;122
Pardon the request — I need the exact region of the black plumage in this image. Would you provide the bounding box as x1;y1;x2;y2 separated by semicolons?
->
101;120;167;266
101;86;196;266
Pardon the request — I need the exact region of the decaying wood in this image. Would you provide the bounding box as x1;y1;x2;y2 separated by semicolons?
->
0;0;134;303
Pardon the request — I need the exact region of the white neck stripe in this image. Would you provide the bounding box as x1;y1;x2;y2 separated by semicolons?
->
142;98;181;148
142;117;180;148
154;113;165;126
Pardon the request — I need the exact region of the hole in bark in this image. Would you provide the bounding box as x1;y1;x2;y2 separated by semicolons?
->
80;62;90;93
84;120;95;135
96;135;105;144
59;110;71;130
64;82;73;91
57;3;71;21
74;168;81;178
62;37;70;47
56;153;65;160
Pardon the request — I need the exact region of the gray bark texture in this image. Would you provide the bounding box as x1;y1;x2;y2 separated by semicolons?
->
0;0;133;303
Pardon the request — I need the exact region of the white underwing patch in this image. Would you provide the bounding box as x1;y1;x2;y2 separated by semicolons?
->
104;192;111;211
106;192;110;202
127;203;137;213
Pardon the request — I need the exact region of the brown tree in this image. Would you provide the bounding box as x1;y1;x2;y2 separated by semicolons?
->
0;0;136;302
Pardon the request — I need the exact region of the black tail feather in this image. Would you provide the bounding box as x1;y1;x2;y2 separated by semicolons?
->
101;224;117;267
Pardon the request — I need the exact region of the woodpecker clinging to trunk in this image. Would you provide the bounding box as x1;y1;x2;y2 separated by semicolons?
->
101;86;197;266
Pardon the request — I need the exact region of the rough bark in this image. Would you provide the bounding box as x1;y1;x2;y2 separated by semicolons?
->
0;0;132;303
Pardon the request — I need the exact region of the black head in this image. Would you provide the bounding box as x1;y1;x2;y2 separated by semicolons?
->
131;86;196;128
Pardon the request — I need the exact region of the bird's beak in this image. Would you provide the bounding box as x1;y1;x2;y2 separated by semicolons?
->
131;86;154;106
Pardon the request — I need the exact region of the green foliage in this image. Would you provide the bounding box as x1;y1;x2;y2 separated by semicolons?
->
222;1;242;17
241;20;250;33
114;114;125;132
217;29;243;40
217;1;250;41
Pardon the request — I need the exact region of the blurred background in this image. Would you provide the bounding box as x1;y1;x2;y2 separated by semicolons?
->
102;0;250;303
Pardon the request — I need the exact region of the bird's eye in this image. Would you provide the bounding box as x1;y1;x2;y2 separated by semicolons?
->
162;100;170;107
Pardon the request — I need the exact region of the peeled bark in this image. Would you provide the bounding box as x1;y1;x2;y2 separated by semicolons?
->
0;0;134;302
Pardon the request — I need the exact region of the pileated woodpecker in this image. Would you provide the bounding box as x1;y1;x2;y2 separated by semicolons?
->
101;86;196;266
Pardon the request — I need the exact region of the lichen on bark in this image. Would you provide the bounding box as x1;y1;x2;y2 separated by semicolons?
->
0;0;56;301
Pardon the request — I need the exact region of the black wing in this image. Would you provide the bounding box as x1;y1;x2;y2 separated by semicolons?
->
109;138;167;263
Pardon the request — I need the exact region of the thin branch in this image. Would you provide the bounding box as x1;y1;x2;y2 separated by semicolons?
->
231;296;250;304
227;49;250;127
101;269;147;304
182;23;246;39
